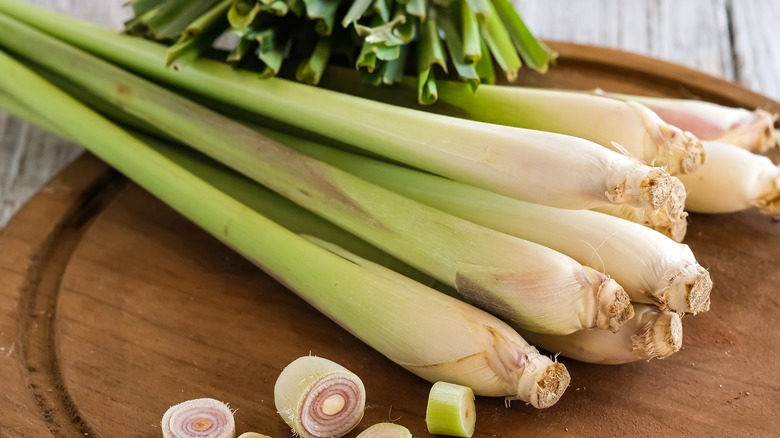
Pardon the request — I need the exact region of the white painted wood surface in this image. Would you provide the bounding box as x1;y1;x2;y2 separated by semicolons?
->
1;0;779;227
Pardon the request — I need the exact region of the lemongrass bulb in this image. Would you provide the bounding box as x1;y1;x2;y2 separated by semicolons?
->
679;141;780;214
517;304;683;364
161;398;236;438
608;93;777;153
356;423;413;438
425;382;476;437
274;356;366;438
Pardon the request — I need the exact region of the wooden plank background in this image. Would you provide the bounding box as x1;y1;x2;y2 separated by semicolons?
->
1;0;778;226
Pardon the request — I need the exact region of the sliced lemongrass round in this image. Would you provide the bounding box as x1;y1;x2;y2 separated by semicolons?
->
161;398;236;438
237;433;272;438
425;382;476;438
356;422;413;438
274;356;366;438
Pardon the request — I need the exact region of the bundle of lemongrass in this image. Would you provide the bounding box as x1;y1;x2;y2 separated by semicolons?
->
4;0;777;415
124;0;557;104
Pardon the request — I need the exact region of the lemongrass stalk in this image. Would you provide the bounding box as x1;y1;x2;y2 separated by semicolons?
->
356;423;412;438
602;92;778;153
425;382;476;438
0;51;570;406
678;141;780;214
278;136;711;314
518;304;683;365
317;72;705;175
0;14;636;334
593;176;689;242
274;356;366;438
161;398;236;438
0;1;674;213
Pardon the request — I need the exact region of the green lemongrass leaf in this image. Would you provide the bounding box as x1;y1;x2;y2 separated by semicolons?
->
145;0;222;41
463;0;489;18
460;0;481;63
474;37;495;83
286;0;305;16
356;43;379;72
254;26;290;77
418;8;447;72
375;42;401;59
296;37;331;84
226;32;257;64
124;7;159;36
341;0;373;27
390;3;416;43
405;0;426;21
417;8;447;104
166;0;231;69
382;44;408;84
354;14;407;45
478;0;520;81
261;0;289;16
437;8;479;91
127;0;165;17
360;61;387;86
178;0;232;40
228;0;262;28
418;66;437;105
490;0;556;72
302;0;341;35
357;41;400;71
373;0;392;22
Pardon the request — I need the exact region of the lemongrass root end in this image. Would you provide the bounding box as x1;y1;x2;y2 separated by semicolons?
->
599;279;635;332
631;311;683;360
609;165;673;213
517;357;570;410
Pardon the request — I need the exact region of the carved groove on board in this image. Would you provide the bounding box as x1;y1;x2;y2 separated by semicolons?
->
17;170;126;436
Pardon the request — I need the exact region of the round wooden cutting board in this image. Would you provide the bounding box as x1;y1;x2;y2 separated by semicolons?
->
1;43;779;437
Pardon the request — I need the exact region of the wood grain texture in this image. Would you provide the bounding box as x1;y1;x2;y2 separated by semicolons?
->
1;43;779;438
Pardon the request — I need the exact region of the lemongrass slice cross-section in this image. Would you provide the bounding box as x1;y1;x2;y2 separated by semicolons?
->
274;356;366;438
161;398;236;438
425;382;477;437
356;422;413;438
